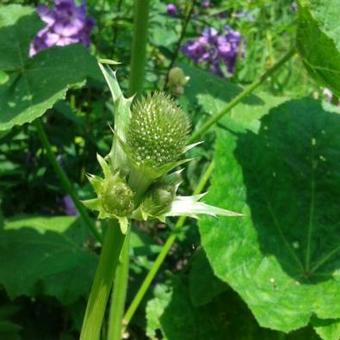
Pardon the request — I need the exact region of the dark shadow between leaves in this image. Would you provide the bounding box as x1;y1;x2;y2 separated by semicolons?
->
234;98;340;284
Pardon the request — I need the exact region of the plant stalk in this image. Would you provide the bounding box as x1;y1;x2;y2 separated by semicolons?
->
34;119;102;243
128;0;150;96
164;0;197;88
189;47;296;143
123;160;215;326
80;220;125;340
107;226;131;340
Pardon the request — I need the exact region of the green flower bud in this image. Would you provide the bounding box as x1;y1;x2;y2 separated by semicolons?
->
167;67;190;96
141;185;175;218
126;92;190;169
101;177;135;217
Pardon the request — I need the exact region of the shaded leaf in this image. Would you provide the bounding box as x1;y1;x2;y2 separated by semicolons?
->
0;216;97;304
146;277;315;340
189;249;228;307
199;99;340;336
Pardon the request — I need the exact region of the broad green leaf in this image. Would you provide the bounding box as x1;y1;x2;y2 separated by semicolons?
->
0;5;40;70
0;216;97;304
313;318;340;340
297;1;340;96
0;5;100;131
178;62;261;111
178;63;287;135
146;277;316;340
198;91;288;133
189;249;228;307
199;99;340;337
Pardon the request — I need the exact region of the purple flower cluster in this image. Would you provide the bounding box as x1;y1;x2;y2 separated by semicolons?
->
30;0;95;57
182;26;242;76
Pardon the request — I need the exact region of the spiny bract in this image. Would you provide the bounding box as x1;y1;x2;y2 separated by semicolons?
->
126;92;190;168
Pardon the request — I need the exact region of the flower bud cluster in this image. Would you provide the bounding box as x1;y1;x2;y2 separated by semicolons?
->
83;65;241;233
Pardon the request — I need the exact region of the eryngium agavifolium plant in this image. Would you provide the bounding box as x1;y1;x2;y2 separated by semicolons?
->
83;63;241;233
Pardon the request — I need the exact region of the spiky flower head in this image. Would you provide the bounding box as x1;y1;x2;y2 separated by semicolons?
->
83;64;242;233
126;92;190;169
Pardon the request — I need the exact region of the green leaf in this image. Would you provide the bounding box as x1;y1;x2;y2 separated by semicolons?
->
146;277;314;340
0;305;21;340
0;5;100;131
313;318;340;340
189;249;228;307
0;216;97;304
178;62;262;111
198;90;288;133
297;1;340;96
146;283;172;340
199;98;340;336
0;5;41;70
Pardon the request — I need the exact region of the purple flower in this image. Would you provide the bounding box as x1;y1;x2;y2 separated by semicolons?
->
202;0;210;9
182;26;242;77
166;3;177;16
30;0;95;57
63;195;78;216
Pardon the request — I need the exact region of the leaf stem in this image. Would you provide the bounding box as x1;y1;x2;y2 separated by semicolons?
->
128;0;150;96
189;47;296;143
123;160;215;326
34;119;102;243
80;220;125;340
107;226;131;340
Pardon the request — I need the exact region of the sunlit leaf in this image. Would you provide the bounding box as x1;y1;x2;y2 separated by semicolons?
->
199;99;340;337
0;5;100;131
297;1;340;96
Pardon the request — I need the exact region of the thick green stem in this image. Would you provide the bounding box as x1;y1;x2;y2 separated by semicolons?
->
128;0;150;96
34;119;102;243
80;220;125;340
107;227;131;340
189;47;296;143
123;161;215;326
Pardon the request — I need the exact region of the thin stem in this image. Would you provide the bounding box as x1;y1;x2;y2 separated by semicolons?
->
163;0;197;89
80;220;125;340
108;226;131;340
34;119;102;243
112;0;123;55
128;0;150;96
189;47;296;143
123;160;215;326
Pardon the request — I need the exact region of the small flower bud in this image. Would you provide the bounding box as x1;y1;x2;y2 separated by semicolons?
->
101;177;135;217
141;185;175;217
167;67;190;96
126;92;190;169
